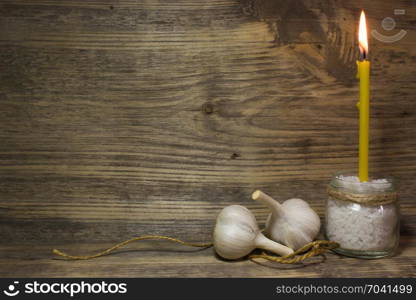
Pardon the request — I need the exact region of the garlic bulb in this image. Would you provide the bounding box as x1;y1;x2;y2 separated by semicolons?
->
213;205;294;260
252;190;321;250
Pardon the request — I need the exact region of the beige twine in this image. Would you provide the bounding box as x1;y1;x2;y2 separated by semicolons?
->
53;235;339;264
327;185;398;205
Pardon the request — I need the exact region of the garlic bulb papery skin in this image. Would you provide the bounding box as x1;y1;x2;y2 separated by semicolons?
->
213;205;294;260
252;190;321;250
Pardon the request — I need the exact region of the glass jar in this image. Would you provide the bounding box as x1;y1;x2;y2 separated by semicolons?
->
325;173;400;259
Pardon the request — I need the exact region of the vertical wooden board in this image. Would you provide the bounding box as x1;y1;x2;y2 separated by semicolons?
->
0;0;415;249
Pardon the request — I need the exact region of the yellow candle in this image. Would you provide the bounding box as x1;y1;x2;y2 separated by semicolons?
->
357;60;370;182
357;10;370;182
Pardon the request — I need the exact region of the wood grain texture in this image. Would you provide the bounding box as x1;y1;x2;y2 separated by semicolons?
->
1;229;415;278
0;0;415;277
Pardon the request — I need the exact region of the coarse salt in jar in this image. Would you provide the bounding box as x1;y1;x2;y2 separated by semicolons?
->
325;173;399;259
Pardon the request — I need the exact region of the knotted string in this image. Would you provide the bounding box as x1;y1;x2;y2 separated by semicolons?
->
327;185;397;205
249;240;340;264
53;235;339;263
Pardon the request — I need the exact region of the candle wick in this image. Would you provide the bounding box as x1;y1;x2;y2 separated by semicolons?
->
359;48;367;61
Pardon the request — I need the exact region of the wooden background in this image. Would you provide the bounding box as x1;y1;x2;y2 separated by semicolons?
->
0;0;415;277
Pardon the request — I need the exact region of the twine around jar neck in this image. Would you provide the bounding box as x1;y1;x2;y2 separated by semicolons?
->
327;185;398;205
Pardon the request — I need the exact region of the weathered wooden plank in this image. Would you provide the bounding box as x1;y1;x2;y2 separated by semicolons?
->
0;0;415;276
0;233;415;277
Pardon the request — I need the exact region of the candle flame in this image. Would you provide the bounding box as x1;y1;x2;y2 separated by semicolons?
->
358;10;369;57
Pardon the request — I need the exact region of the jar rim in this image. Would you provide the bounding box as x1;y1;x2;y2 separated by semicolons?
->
329;171;396;194
332;171;395;185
